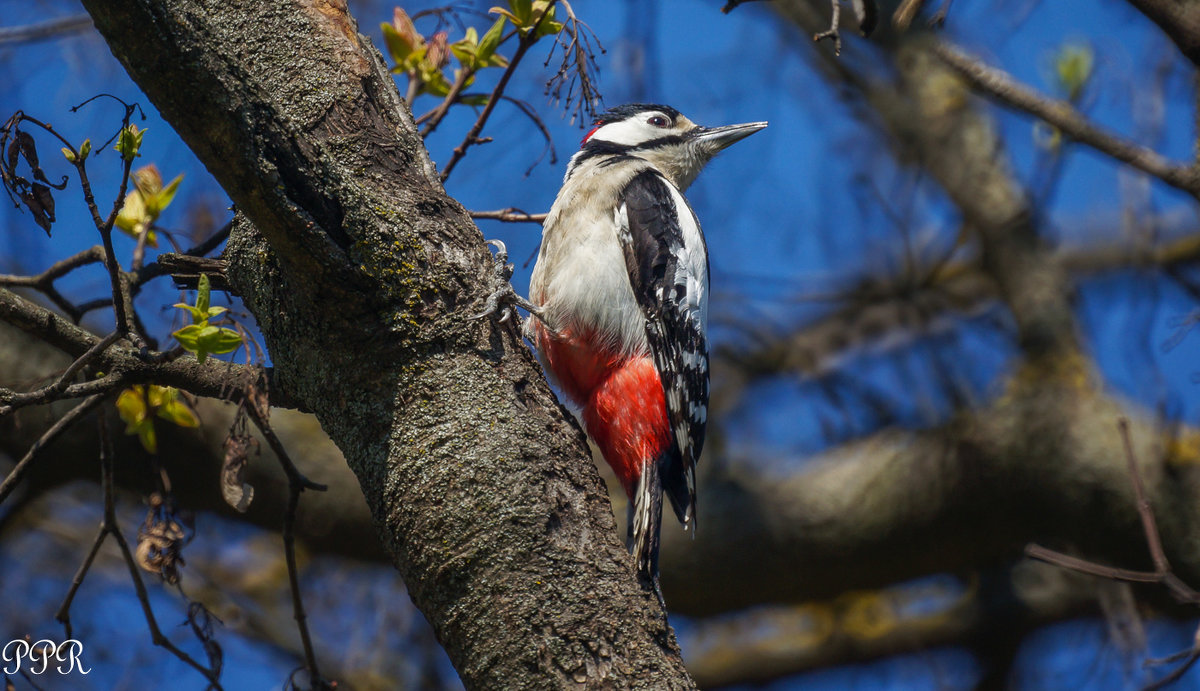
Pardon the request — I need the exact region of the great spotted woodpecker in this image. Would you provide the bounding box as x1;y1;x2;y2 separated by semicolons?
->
524;104;766;595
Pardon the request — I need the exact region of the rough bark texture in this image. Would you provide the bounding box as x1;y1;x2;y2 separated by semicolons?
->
1126;0;1200;65
77;0;694;687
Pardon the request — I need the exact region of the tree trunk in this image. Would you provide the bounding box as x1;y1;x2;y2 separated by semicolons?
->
78;0;694;687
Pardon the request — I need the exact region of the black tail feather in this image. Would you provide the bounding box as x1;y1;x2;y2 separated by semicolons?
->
629;460;664;601
659;449;694;529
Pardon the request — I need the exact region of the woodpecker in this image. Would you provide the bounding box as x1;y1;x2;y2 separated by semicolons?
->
524;104;766;594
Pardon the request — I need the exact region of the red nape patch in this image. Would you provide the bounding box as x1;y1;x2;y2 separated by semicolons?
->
583;357;672;498
581;122;603;146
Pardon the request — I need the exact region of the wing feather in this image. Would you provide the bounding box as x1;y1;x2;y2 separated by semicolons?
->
617;169;708;527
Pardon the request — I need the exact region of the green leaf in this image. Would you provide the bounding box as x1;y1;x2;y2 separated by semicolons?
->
204;327;244;355
532;5;563;38
146;173;183;217
419;68;452;96
157;394;199;428
61;147;76;163
78;139;91;160
533;17;563;39
115;191;147;235
381;22;414;65
136;420;157;453
117;386;148;426
117;386;157;453
511;0;532;24
478;17;506;61
451;29;481;70
173;323;205;353
196;273;211;315
1053;42;1093;102
173;303;207;323
115;125;145;161
489;7;520;24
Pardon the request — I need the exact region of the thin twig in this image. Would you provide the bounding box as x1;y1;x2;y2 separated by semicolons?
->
1025;544;1161;583
97;151;138;342
893;0;926;30
440;5;560;183
1145;651;1200;690
0;331;122;413
0;371;125;417
96;414;224;689
0;393;105;507
55;524;108;639
932;41;1200;198
542;1;603;124
721;0;769;12
242;397;329;688
0;245;105;322
3;111;142;336
1025;418;1200;689
420;68;476;138
0;246;105;287
1025;419;1200;603
0;15;93;45
243;401;326;493
469;208;547;223
929;0;954;27
82;219;233;319
814;0;843;55
1121;418;1171;575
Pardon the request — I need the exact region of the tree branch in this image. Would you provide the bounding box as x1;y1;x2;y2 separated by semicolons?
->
931;41;1200;198
0;15;94;45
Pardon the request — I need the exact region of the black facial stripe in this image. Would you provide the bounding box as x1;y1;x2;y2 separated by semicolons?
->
598;154;639;168
572;134;689;169
631;135;688;152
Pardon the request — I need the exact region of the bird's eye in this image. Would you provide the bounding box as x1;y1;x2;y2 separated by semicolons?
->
647;115;670;128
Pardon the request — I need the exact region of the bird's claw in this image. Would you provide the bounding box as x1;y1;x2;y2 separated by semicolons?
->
473;239;546;327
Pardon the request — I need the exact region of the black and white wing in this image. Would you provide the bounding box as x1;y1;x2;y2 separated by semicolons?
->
617;169;709;528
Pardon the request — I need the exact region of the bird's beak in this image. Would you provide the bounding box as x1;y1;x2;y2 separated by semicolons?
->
692;121;768;151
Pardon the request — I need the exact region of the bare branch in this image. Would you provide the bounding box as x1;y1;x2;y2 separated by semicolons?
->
0;246;105;288
0;331;122;413
419;68;476;139
0;393;105;507
721;0;769;13
932;41;1200;198
242;385;331;688
543;0;604;124
0;15;93;45
893;0;926;29
469;208;547;223
0;287;303;409
95;415;225;688
814;0;843;55
439;8;559;183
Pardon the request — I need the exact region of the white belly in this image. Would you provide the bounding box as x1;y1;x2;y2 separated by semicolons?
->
529;166;649;356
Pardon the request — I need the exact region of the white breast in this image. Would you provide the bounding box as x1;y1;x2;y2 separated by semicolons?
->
529;160;649;356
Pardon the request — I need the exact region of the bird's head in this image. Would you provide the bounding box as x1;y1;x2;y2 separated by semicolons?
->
575;103;767;190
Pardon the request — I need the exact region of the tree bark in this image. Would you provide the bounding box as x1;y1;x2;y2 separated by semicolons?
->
76;0;693;687
1125;0;1200;66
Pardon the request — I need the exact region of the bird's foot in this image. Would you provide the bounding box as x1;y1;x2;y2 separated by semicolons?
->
473;239;552;330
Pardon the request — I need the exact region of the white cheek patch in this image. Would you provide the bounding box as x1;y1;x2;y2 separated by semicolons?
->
589;119;659;147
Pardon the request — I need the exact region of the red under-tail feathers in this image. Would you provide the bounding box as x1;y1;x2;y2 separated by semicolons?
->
529;321;673;580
